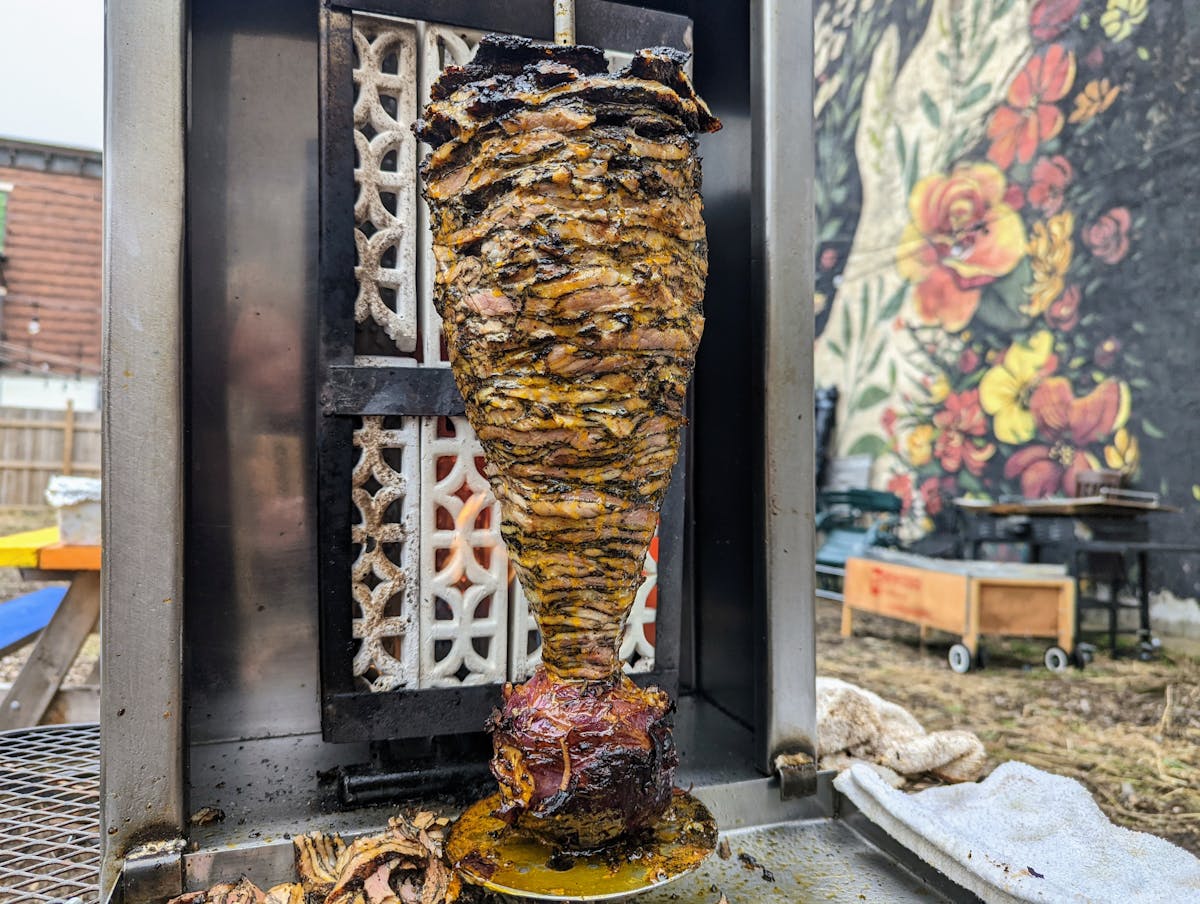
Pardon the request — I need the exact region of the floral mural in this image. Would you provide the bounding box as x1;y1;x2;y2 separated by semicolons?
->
814;0;1196;544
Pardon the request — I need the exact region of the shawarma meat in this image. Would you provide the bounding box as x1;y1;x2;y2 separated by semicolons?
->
415;34;719;848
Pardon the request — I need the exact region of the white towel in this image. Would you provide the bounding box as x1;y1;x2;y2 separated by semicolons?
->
834;761;1200;903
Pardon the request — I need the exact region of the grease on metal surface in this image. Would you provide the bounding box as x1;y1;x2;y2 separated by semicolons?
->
447;789;716;901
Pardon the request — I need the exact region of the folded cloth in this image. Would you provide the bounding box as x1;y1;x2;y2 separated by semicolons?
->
835;761;1200;903
817;676;987;783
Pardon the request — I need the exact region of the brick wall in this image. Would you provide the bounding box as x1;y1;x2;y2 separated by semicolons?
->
0;162;102;377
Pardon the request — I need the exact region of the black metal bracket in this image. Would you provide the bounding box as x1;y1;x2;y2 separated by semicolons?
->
775;752;818;800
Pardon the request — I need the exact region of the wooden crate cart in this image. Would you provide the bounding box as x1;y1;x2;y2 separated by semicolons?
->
842;551;1077;673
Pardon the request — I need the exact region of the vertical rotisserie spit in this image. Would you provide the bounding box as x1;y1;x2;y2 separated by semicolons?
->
416;34;719;851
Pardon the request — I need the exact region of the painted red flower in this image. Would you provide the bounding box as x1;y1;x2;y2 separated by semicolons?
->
1003;377;1128;497
987;45;1077;169
1045;285;1081;330
920;477;945;516
959;347;981;373
1030;0;1081;42
1084;207;1132;264
882;407;898;438
1004;184;1026;210
932;390;996;475
1027;155;1073;216
887;473;914;515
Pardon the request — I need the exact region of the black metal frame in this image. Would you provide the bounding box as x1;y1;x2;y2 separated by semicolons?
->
317;0;694;742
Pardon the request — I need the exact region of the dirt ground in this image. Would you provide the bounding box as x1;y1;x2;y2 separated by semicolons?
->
817;597;1200;856
0;506;99;687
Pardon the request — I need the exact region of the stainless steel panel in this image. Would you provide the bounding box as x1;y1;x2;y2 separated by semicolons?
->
101;0;187;899
186;1;327;745
753;0;819;770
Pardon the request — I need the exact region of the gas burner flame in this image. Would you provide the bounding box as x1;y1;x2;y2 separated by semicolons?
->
446;491;488;588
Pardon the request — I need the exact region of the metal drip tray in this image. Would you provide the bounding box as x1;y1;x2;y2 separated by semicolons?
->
0;723;101;903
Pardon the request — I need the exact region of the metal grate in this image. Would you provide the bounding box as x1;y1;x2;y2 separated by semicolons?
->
0;723;100;903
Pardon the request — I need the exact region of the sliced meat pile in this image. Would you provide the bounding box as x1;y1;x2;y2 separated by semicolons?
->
415;34;718;849
167;813;486;904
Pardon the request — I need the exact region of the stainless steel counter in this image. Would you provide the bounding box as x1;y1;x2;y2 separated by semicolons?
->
181;697;975;901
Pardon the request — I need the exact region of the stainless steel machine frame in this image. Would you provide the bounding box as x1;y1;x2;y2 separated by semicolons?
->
101;1;972;901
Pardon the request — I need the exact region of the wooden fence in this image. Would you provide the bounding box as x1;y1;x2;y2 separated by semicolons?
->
0;403;101;506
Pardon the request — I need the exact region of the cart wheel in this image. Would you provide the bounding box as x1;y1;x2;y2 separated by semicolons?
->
1073;644;1095;668
1044;646;1070;673
948;643;973;674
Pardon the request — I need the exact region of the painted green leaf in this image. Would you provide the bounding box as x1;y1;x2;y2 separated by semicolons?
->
894;127;907;167
826;340;844;359
966;39;997;84
992;0;1016;19
904;138;921;194
959;83;991;108
879;284;908;320
919;91;941;128
848;434;890;459
1143;420;1165;439
958;472;983;493
1137;47;1150;62
841;303;852;353
888;361;898;390
973;289;1029;332
854;385;890;412
864;339;888;375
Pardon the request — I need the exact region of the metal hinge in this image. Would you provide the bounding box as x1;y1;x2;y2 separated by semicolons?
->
774;751;817;800
121;838;186;904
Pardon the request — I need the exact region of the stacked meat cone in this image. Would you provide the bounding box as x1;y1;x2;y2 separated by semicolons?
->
416;35;719;850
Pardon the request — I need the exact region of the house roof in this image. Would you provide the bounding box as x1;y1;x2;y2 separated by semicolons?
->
0;148;102;377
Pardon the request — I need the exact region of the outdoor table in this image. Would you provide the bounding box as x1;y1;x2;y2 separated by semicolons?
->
0;526;100;730
954;497;1197;656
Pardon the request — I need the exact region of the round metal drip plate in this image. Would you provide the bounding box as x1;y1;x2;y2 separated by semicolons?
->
447;790;717;902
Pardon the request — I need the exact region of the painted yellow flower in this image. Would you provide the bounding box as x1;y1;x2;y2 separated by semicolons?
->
907;424;936;467
1104;428;1140;475
979;331;1057;445
1101;0;1148;42
1025;212;1075;316
1069;79;1120;124
929;373;951;404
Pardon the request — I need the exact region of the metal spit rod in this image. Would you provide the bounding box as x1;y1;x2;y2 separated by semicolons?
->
553;0;575;44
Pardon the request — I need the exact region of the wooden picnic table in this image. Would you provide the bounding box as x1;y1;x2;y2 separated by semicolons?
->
0;526;100;730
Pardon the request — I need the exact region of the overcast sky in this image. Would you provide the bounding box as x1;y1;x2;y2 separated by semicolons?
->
0;1;103;151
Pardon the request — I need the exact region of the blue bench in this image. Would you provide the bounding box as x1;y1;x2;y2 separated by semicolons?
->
0;586;68;659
